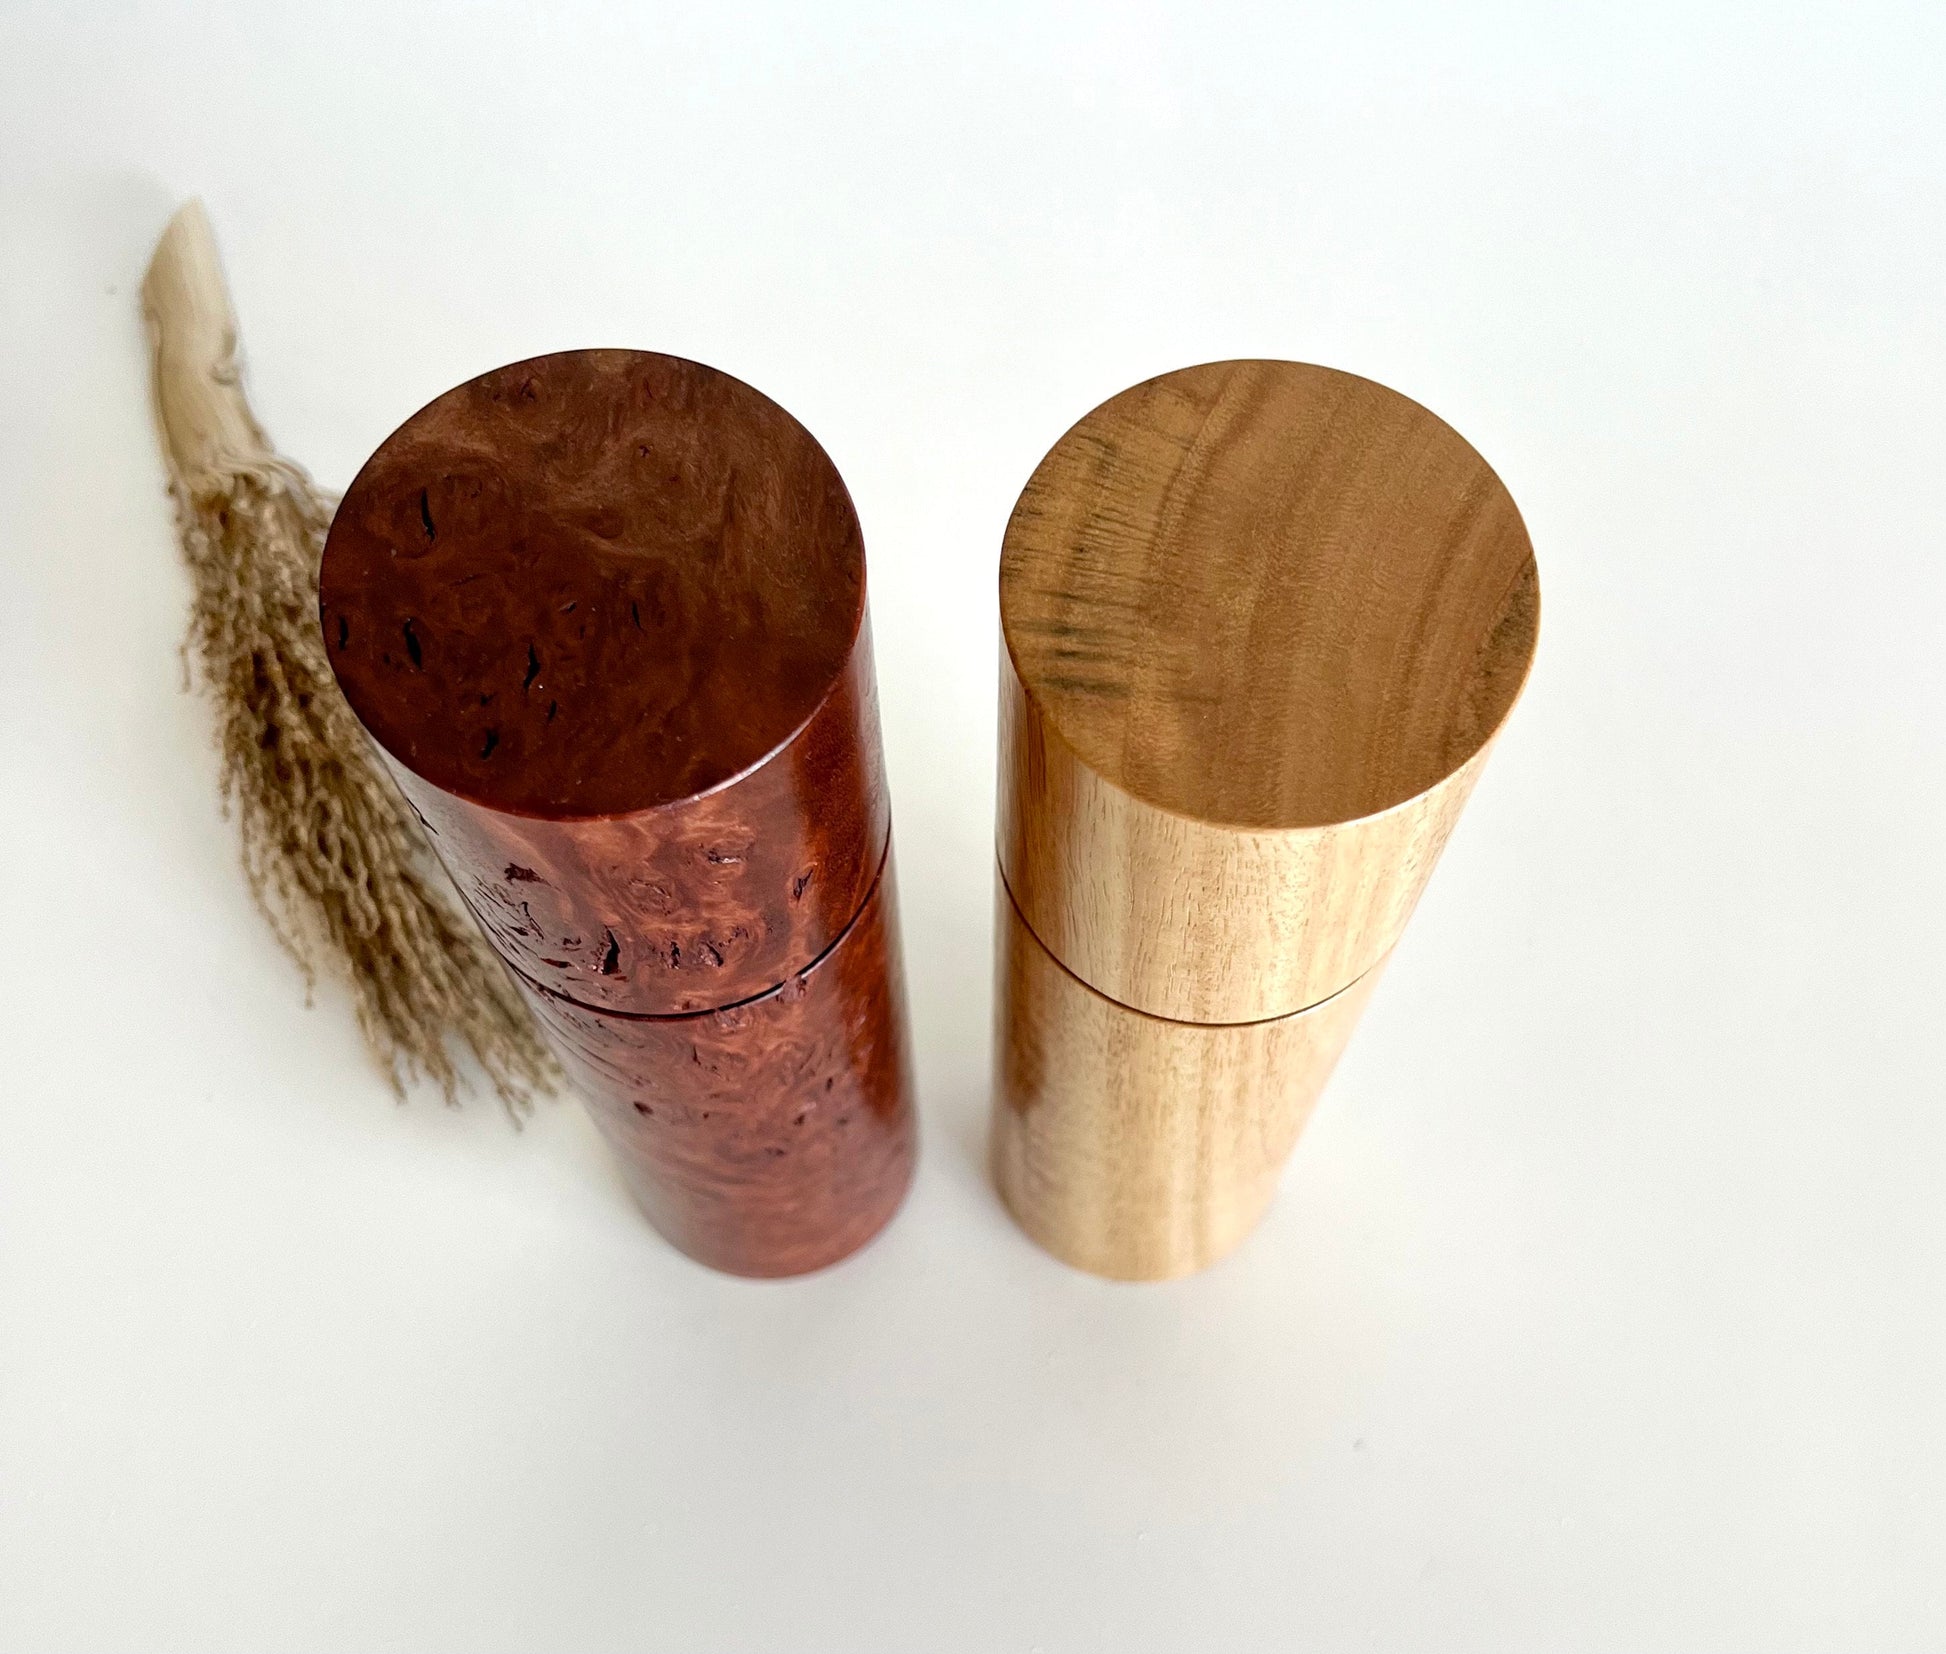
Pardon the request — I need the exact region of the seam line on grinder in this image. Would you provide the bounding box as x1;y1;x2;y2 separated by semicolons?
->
511;829;893;1024
994;854;1382;1030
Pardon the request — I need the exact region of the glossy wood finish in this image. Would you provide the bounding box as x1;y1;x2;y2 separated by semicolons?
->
324;351;864;820
322;350;885;1016
389;630;885;1016
992;874;1381;1281
999;360;1539;1023
537;854;915;1278
321;350;912;1274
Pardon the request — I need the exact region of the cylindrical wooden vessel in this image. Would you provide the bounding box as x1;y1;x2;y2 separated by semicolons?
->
321;349;915;1276
994;360;1539;1280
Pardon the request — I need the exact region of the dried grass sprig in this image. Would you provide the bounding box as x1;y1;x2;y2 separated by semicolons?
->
141;201;556;1115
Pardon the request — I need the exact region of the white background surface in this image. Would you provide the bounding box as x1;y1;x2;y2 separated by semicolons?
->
3;3;1943;1649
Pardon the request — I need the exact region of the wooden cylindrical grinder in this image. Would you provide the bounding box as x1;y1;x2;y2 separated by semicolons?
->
994;360;1540;1281
320;350;914;1277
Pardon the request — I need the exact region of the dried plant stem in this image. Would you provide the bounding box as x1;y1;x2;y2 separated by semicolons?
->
141;200;556;1114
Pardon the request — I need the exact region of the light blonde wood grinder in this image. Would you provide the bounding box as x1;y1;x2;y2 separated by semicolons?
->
992;360;1540;1280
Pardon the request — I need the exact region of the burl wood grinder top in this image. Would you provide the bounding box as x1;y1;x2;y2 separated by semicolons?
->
321;350;912;1277
994;360;1539;1279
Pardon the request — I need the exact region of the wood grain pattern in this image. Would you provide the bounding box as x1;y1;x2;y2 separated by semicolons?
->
1001;649;1488;1023
999;360;1538;1023
534;853;915;1278
321;351;887;1016
323;350;864;820
991;874;1380;1282
386;626;886;1017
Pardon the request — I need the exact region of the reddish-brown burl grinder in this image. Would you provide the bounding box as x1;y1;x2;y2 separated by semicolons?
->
319;349;915;1276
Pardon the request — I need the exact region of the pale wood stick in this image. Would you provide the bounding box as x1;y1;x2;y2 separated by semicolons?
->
142;200;274;490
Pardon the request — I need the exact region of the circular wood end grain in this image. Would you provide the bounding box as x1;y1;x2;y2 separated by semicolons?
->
321;350;865;819
1000;360;1539;831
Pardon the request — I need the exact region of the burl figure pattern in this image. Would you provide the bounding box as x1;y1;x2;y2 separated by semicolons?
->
320;349;914;1275
537;855;914;1277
